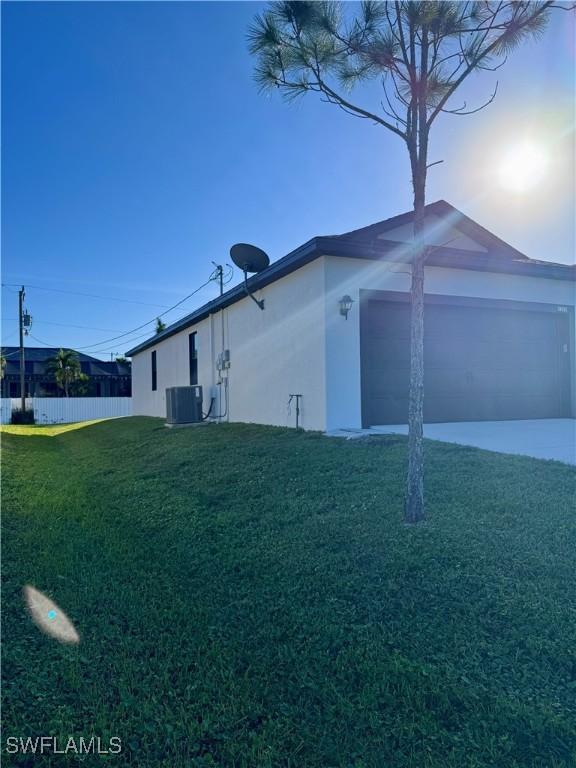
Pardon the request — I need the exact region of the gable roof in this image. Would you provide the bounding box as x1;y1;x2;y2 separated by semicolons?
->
335;200;530;260
126;201;575;357
1;347;131;378
1;346;102;363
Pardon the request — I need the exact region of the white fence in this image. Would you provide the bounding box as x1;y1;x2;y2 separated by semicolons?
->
1;397;132;425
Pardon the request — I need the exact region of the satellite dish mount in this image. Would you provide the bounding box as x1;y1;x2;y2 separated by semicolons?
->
230;243;270;311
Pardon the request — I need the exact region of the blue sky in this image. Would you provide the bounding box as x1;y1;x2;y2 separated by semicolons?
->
2;1;574;358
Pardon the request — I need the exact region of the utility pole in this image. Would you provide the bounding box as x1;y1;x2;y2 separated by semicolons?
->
211;263;227;422
217;266;224;353
212;262;225;356
18;285;25;412
211;262;224;297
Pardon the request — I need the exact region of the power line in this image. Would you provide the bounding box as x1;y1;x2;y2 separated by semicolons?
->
26;328;156;356
78;276;215;350
73;329;161;354
25;326;158;354
2;318;124;332
27;333;87;349
22;271;219;353
0;335;20;349
19;334;117;359
1;283;171;309
60;305;208;355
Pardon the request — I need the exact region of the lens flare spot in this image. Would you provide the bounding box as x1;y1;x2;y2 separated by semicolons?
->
24;585;80;645
497;141;549;194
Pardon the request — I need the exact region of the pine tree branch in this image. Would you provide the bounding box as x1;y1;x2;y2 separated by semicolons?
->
439;82;498;116
427;0;555;127
311;62;407;139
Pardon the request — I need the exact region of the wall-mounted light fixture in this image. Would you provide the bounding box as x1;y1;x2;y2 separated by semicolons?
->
339;294;354;320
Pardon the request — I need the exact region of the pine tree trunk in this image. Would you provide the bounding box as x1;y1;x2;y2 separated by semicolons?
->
405;180;427;524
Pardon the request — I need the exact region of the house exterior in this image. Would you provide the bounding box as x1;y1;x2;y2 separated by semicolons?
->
0;347;131;398
127;201;575;432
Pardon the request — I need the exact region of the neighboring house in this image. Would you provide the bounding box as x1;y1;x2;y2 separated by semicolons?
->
126;201;575;432
0;347;131;398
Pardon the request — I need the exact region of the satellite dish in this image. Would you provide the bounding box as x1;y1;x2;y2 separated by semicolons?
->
230;243;270;274
230;243;270;310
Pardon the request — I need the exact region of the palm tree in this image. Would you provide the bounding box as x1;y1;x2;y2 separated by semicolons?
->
248;1;570;523
46;349;84;398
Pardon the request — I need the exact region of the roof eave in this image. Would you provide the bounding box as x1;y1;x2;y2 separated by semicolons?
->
126;237;324;356
127;236;574;357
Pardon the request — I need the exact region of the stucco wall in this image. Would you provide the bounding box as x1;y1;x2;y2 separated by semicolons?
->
132;252;574;432
131;259;327;430
323;255;576;431
131;315;212;419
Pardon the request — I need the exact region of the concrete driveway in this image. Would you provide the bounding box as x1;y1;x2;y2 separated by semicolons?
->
370;419;576;465
329;420;576;464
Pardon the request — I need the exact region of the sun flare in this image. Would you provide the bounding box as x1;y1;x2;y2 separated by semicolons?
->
497;141;549;194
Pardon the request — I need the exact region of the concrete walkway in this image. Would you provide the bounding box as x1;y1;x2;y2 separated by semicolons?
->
328;419;576;465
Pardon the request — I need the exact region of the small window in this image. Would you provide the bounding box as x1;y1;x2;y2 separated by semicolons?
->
151;350;157;391
189;332;198;385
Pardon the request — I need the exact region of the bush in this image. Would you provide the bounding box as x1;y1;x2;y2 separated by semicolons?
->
11;408;35;425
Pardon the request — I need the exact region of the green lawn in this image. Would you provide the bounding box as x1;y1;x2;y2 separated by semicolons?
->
2;418;575;767
0;418;113;437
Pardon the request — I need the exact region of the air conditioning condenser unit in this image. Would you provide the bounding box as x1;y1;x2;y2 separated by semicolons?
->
166;385;203;425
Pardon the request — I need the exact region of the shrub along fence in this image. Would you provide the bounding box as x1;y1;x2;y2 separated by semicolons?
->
0;398;132;425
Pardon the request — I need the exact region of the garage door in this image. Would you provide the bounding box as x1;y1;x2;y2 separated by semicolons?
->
360;292;572;426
